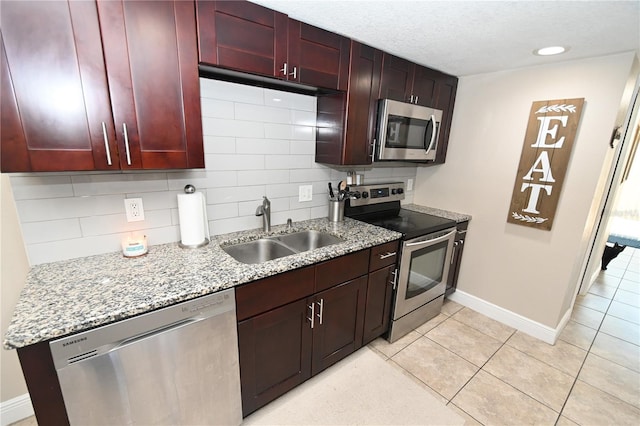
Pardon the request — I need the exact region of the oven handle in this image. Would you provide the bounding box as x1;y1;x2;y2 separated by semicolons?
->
405;229;456;248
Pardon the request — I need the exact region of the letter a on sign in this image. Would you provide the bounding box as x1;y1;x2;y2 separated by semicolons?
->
506;98;585;230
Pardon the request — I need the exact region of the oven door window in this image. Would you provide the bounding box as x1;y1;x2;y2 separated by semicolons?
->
385;115;432;149
405;239;448;300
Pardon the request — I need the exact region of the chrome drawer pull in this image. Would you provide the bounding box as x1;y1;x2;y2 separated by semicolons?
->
378;251;396;260
122;123;132;166
316;299;324;325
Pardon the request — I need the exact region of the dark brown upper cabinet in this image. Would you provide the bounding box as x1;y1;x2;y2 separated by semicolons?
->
196;1;350;91
378;52;458;164
0;0;204;173
316;42;382;165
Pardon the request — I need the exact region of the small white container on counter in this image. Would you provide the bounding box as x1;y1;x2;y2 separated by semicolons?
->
121;235;148;258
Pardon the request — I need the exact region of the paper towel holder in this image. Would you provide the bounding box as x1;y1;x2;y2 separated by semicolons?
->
178;184;210;249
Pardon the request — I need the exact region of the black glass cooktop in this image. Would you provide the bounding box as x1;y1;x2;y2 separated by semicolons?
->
349;207;456;240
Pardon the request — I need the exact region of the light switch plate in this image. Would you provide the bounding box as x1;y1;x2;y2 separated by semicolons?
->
298;185;313;202
407;179;414;191
124;198;145;222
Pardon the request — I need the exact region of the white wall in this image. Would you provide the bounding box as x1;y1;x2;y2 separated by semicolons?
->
9;79;417;265
414;52;637;329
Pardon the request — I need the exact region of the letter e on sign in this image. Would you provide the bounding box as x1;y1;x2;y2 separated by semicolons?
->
506;98;585;230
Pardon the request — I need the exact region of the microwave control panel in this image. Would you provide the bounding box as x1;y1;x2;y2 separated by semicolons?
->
346;182;405;207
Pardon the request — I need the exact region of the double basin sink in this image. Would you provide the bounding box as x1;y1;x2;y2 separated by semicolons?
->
222;230;344;264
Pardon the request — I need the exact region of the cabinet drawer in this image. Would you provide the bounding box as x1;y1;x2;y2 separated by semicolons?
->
369;241;399;271
236;266;315;321
315;250;369;292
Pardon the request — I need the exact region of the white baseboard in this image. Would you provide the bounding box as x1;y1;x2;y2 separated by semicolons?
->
0;393;33;426
448;290;570;345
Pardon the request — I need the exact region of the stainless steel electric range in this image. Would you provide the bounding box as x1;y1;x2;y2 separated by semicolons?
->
345;182;457;342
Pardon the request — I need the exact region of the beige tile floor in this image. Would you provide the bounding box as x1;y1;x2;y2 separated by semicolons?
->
11;248;640;426
370;246;640;425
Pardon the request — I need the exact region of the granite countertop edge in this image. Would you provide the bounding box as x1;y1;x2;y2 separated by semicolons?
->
402;203;472;223
3;217;402;350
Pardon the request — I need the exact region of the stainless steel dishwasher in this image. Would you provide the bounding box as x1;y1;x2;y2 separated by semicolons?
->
49;288;242;425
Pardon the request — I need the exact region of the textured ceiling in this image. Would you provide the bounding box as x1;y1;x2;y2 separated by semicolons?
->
250;0;640;76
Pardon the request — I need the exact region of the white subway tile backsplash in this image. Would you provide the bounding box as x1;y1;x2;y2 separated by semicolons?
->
206;154;265;171
266;155;313;170
16;195;124;223
201;98;234;119
236;138;289;155
235;103;291;124
237;170;290;186
203;136;236;154
10;176;73;200
202;117;264;138
207;185;264;205
289;140;317;155
207;203;239;220
80;209;172;236
72;173;169;196
11;78;417;265
21;219;82;244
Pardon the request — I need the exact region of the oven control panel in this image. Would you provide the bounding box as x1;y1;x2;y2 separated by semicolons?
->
346;182;405;207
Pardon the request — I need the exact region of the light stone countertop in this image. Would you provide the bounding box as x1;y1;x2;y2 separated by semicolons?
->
403;204;472;223
3;218;401;349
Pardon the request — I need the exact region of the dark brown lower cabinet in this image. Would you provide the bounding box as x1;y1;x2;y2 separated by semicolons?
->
362;265;395;345
311;276;367;375
237;298;312;415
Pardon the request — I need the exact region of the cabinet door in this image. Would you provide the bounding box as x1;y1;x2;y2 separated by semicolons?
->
237;298;312;416
98;0;204;169
196;0;288;79
411;65;439;107
363;265;395;344
288;20;350;91
433;74;458;164
311;276;367;376
0;1;117;172
379;53;414;103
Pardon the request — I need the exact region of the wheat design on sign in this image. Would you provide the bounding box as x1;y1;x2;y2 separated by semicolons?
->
535;104;577;114
511;212;549;224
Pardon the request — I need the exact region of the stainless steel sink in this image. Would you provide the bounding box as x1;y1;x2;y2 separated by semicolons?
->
273;230;344;252
222;239;296;264
222;230;344;264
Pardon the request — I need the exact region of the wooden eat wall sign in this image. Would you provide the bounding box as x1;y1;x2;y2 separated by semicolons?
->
507;98;585;230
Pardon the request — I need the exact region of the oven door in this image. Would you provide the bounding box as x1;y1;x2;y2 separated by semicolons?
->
393;228;456;320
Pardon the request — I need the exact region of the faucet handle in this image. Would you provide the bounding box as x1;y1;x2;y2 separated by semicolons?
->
287;218;293;229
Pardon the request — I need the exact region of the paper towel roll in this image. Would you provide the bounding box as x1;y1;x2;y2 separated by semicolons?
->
177;191;210;248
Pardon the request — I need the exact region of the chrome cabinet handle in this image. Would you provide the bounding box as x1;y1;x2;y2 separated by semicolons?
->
122;123;132;166
290;66;297;79
101;122;112;166
409;95;414;103
414;96;419;104
378;251;396;260
280;63;287;76
390;268;398;290
308;302;315;329
316;299;324;325
425;114;437;154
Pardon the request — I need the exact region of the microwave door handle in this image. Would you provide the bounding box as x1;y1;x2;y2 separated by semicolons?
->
405;229;457;247
425;114;437;153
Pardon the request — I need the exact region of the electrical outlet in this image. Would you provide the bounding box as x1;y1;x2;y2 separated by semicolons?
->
298;185;313;202
407;178;414;191
124;198;145;222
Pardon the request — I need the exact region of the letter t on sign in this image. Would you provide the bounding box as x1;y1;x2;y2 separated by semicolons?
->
506;98;585;230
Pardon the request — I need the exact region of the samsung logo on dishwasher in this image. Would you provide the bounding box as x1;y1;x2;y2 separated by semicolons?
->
62;337;87;347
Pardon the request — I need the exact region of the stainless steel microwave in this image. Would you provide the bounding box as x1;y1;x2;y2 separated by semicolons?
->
375;99;443;162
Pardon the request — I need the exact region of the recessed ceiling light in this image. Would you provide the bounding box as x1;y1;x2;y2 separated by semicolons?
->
534;46;568;56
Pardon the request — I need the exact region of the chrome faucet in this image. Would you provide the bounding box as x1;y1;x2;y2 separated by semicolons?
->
255;196;271;232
